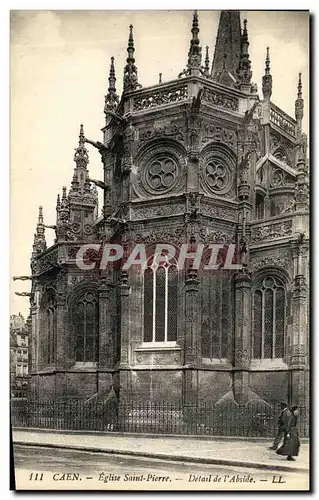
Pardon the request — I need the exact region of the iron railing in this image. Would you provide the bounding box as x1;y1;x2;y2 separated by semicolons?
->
10;399;309;438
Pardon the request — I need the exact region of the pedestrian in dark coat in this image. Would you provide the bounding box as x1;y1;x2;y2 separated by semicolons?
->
269;402;291;450
276;406;300;461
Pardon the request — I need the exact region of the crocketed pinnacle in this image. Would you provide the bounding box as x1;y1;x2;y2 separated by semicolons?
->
104;56;119;114
123;25;139;92
73;124;89;170
295;72;304;123
204;46;210;76
187;10;202;70
236;18;252;88
32;206;46;255
262;47;272;99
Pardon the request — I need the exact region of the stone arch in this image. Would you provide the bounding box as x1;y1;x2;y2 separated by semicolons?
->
68;281;99;364
251;267;290;361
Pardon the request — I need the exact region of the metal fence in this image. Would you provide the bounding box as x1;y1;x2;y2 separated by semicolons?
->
10;399;309;438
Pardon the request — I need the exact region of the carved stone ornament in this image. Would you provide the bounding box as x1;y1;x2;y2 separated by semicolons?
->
270;168;295;188
135;226;184;246
202;88;239;112
251;220;293;243
250;255;291;273
36;249;58;274
235;348;250;365
202;124;237;150
133;86;188;111
138;122;185;145
200;203;237;221
132;203;184;220
198;227;235;244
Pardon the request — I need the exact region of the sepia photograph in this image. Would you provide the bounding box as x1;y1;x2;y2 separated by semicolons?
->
10;8;310;491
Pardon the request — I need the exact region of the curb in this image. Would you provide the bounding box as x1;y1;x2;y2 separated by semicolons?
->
12;428;309;444
13;441;308;474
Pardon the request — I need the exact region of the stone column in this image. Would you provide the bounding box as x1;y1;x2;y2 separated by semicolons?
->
184;267;201;404
119;270;130;367
290;273;308;406
233;270;251;404
98;277;114;394
101;150;113;218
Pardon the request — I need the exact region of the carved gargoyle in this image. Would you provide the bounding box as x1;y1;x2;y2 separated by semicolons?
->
15;292;32;297
84;138;109;151
87;178;111;191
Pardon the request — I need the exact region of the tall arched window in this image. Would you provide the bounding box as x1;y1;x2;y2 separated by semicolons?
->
74;291;99;362
201;270;232;360
40;291;56;366
256;193;265;219
143;261;178;343
252;276;285;360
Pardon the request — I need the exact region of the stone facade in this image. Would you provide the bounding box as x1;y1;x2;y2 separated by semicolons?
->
27;11;309;409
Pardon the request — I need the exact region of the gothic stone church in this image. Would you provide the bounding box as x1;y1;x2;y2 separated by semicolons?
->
28;11;309;407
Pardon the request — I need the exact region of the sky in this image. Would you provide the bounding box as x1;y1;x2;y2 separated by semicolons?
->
10;10;309;318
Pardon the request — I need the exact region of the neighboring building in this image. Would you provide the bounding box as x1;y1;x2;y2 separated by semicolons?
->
28;11;309;407
10;313;30;397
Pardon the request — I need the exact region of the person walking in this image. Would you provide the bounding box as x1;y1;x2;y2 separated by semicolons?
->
269;402;291;450
276;406;300;461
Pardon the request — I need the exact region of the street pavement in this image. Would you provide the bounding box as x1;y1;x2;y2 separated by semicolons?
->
13;444;309;491
13;429;309;473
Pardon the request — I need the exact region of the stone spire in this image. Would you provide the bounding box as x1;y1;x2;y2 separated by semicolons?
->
70;124;90;195
32;206;47;258
211;10;241;86
295;73;304;137
236;19;252;92
123;25;139;92
187;11;202;74
262;47;272;100
104;56;119;114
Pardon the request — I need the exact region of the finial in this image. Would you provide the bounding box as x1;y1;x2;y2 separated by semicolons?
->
56;194;61;210
73;124;89;168
104;56;119;114
128;24;134;52
204;46;210;75
265;46;270;75
262;46;272;99
297;72;302;99
159;72;162;84
38;206;43;223
187;10;202;71
62;186;67;199
243;19;248;42
236;18;252;89
123;24;139;92
33;205;46;255
295;72;304;125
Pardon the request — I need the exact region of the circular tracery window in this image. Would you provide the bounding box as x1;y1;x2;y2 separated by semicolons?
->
202;154;232;194
146;156;178;191
206;159;229;191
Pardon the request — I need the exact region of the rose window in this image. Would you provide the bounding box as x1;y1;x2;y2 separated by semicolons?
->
146;157;177;191
205;159;229;191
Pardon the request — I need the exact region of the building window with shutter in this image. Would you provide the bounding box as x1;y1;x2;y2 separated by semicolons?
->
73;291;99;363
252;276;285;360
143;260;178;344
